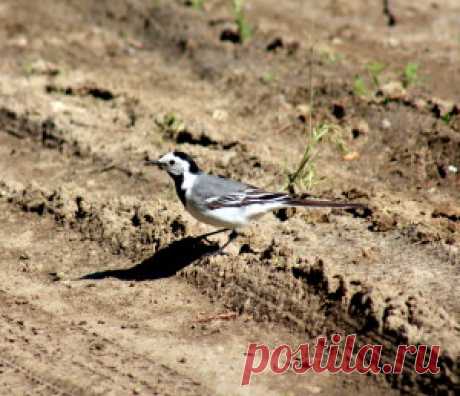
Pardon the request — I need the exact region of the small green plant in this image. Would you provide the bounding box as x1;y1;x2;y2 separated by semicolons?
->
23;62;34;76
353;76;369;97
155;113;186;138
367;61;386;88
260;71;275;84
331;129;350;155
233;0;252;43
323;51;344;64
402;62;419;88
189;0;205;10
440;108;457;125
352;61;387;97
287;123;344;191
287;39;350;192
441;113;452;124
316;45;344;65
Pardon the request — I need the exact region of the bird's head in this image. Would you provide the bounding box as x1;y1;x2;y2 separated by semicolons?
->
145;151;200;177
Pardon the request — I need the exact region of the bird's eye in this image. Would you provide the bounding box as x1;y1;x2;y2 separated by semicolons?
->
169;160;175;165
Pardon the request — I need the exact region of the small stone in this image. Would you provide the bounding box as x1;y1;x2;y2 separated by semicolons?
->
413;98;427;110
212;109;228;122
296;104;310;114
380;81;407;100
296;104;311;120
352;119;369;137
343;151;360;161
9;36;28;48
430;98;457;119
387;37;400;48
331;37;343;45
50;101;67;113
381;118;392;130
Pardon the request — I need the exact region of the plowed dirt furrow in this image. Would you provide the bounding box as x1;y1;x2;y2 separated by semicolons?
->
0;292;207;396
0;200;394;396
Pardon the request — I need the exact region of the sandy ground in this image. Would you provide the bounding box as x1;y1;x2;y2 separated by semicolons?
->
0;0;459;394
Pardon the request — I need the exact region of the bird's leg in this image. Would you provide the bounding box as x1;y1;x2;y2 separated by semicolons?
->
203;230;238;257
220;230;238;251
195;228;230;243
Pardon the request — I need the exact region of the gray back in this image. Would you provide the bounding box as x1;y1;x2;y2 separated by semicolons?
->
191;173;251;202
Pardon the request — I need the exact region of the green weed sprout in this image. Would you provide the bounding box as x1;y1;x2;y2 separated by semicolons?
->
155;113;186;138
402;62;419;88
353;62;386;97
233;0;252;42
260;71;275;84
367;61;386;88
353;76;368;97
287;124;343;191
191;0;205;10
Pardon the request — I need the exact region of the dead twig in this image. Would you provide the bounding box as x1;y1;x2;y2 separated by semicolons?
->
194;312;237;323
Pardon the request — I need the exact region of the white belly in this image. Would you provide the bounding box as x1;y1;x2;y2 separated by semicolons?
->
185;201;272;229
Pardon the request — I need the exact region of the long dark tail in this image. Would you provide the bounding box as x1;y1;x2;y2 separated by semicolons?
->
284;197;365;209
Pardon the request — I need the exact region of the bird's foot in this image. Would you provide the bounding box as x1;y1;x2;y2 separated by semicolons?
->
201;230;238;258
193;228;230;244
202;248;230;258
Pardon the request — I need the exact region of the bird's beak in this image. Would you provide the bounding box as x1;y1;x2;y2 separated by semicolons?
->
145;159;162;167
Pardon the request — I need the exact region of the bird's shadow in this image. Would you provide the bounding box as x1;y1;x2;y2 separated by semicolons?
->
80;236;219;281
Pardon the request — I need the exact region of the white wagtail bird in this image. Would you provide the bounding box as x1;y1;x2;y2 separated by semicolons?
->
146;151;364;255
